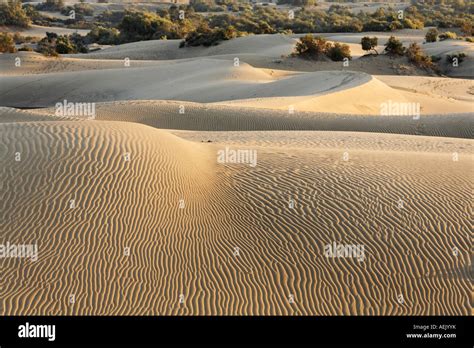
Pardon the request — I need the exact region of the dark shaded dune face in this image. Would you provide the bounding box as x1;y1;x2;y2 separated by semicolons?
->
0;122;471;315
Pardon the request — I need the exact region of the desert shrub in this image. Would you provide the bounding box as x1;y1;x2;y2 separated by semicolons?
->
97;10;125;25
22;4;43;23
61;3;94;18
0;0;31;28
119;10;179;42
11;32;34;44
326;42;351;61
361;36;378;55
460;21;473;36
51;35;74;54
181;25;238;47
68;32;88;53
190;0;225;12
439;31;457;40
406;42;433;69
36;0;64;11
294;34;330;59
446;52;467;64
0;32;17;53
466;37;474;43
279;0;316;5
36;32;87;55
403;17;424;29
295;35;351;61
389;20;404;31
384;36;405;56
425;28;438;42
18;45;32;51
87;25;120;45
363;19;390;32
42;0;473;47
36;33;58;56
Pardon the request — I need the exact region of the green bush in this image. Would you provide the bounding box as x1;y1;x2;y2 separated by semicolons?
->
425;28;438;42
0;0;31;28
439;31;457;41
461;21;473;36
406;42;433;69
36;32;87;55
18;45;33;52
294;34;330;59
36;0;65;12
326;42;351;61
181;25;238;47
361;36;378;55
294;34;351;61
363;19;390;32
0;32;16;53
87;26;120;45
384;36;405;56
119;10;179;42
37;33;59;56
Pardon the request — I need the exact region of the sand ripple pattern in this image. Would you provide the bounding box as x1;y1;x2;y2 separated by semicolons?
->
0;122;471;315
14;101;474;139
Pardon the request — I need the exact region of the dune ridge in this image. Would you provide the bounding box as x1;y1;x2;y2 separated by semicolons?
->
1;58;472;114
8;101;471;139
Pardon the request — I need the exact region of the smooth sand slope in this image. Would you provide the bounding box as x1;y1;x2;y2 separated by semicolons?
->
68;34;297;61
376;75;474;102
1;57;472;114
0;51;166;76
0;120;471;315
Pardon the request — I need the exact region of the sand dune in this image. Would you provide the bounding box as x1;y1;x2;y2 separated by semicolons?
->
0;106;71;123
1;58;472;114
0;121;471;315
72;30;428;62
0;51;167;76
3;100;471;139
69;34;297;61
422;40;474;78
376;75;474;102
